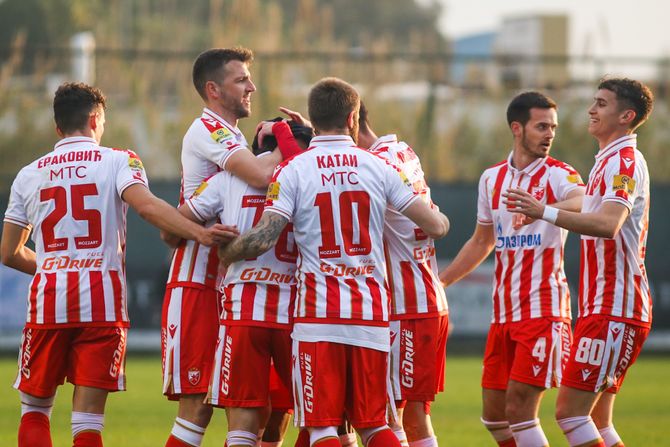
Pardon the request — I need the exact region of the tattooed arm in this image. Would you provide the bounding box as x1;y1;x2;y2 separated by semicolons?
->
218;211;289;266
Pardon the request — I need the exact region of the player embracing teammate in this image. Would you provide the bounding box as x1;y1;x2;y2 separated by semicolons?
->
219;77;449;447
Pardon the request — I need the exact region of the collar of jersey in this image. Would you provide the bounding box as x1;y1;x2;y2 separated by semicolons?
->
505;150;547;176
595;134;637;161
202;108;241;137
54;136;98;151
369;134;398;152
310;135;355;147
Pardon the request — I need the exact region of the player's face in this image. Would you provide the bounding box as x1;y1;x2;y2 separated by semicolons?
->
587;88;626;141
520;107;557;159
218;60;256;119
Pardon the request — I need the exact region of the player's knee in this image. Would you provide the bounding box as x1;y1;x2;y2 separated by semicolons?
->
179;398;213;427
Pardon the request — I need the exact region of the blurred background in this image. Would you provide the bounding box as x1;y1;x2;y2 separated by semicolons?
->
0;0;669;352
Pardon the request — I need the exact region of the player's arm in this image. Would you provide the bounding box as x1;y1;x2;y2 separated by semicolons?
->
439;223;495;287
504;188;628;238
122;184;237;247
218;211;288;266
159;205;207;248
0;222;36;275
401;200;449;240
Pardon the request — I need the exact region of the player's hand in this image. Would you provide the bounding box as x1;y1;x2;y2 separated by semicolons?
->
503;189;544;219
279;106;312;128
198;224;239;247
512;213;536;230
254;121;278;149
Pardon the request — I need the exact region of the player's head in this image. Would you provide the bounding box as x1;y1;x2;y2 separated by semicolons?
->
53;82;107;143
356;101;376;149
507;91;558;160
308;77;360;143
192;47;256;119
251;118;314;156
589;77;654;140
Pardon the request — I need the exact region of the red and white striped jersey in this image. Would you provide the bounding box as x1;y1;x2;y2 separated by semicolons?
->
579;134;652;327
167;108;247;290
186;156;297;328
4;136;148;328
265;135;419;330
477;153;584;323
370;135;447;319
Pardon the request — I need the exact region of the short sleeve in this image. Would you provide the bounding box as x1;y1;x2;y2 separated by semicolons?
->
264;164;296;220
186;175;224;222
476;172;493;225
198;119;245;170
601;152;640;210
383;161;419;213
550;163;585;201
116;150;149;197
3;171;31;229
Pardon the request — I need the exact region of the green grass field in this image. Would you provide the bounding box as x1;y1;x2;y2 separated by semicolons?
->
0;355;668;446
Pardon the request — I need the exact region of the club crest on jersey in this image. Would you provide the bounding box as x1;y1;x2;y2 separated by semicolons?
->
187;367;201;385
531;185;545;201
266;181;280;201
612;175;635;195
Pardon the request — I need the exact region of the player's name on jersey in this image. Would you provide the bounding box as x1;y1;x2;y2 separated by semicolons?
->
37;150;102;168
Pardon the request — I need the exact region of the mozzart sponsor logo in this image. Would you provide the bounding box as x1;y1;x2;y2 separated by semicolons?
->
495;221;542;249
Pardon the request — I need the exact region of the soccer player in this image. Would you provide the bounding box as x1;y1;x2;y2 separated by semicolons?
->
505;78;654;447
1;82;233;447
164;119;313;447
219;77;449;447
161;48;303;447
439;92;585;447
357;102;448;447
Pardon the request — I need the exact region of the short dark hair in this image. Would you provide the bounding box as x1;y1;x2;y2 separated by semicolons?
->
251;118;314;155
598;77;654;130
308;77;360;132
506;91;557;127
192;47;254;100
53;82;106;134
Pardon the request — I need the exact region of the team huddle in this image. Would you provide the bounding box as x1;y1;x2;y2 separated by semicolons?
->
0;46;654;447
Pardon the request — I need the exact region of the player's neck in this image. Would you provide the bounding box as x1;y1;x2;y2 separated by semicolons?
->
59;129;97;141
510;150;539;171
206;103;239;128
595;129;632;150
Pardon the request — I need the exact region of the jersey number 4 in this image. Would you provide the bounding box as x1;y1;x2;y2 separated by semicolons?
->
40;184;102;252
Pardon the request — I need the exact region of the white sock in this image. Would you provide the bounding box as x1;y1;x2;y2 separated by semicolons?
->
408;436;438;447
481;418;515;444
599;425;623;447
558;416;603;447
510;418;548;446
71;411;104;437
20;392;54;418
171;417;206;446
393;427;409;447
227;430;258;446
339;432;357;447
